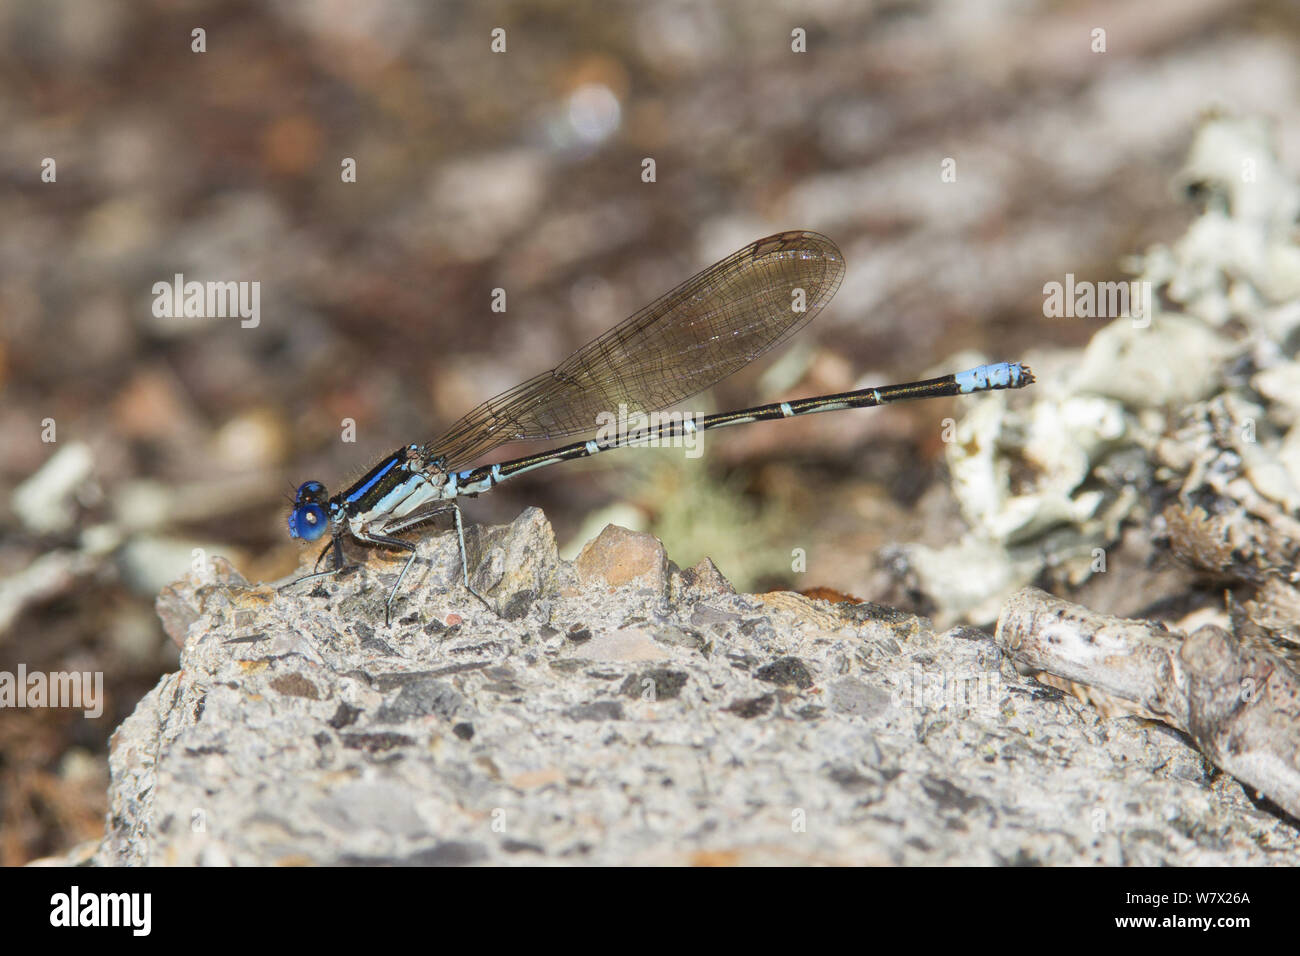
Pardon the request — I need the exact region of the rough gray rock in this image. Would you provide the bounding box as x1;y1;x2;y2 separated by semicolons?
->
86;507;1299;865
997;586;1300;819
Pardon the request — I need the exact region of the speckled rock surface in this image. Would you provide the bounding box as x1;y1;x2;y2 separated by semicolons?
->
89;508;1299;865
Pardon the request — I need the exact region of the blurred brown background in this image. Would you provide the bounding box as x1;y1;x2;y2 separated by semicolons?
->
1;0;1298;863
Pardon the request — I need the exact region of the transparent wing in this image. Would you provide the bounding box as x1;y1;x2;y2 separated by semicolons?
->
423;230;846;471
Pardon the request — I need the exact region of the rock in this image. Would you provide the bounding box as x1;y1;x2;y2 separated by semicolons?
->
562;629;669;663
574;524;669;597
85;511;1300;865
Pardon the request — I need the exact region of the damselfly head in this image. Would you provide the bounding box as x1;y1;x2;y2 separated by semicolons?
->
288;480;330;541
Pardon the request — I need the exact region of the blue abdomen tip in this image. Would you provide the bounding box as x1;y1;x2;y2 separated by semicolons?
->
956;362;1027;393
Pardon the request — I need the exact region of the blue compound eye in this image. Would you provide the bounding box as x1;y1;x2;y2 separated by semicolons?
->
288;481;330;541
295;480;326;501
288;502;328;541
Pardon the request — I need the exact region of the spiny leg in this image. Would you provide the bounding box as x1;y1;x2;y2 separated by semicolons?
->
285;509;492;623
280;535;349;593
355;532;419;626
379;502;492;611
313;537;341;574
451;501;491;610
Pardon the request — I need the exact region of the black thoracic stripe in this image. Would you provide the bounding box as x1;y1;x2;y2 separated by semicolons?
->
339;449;411;513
